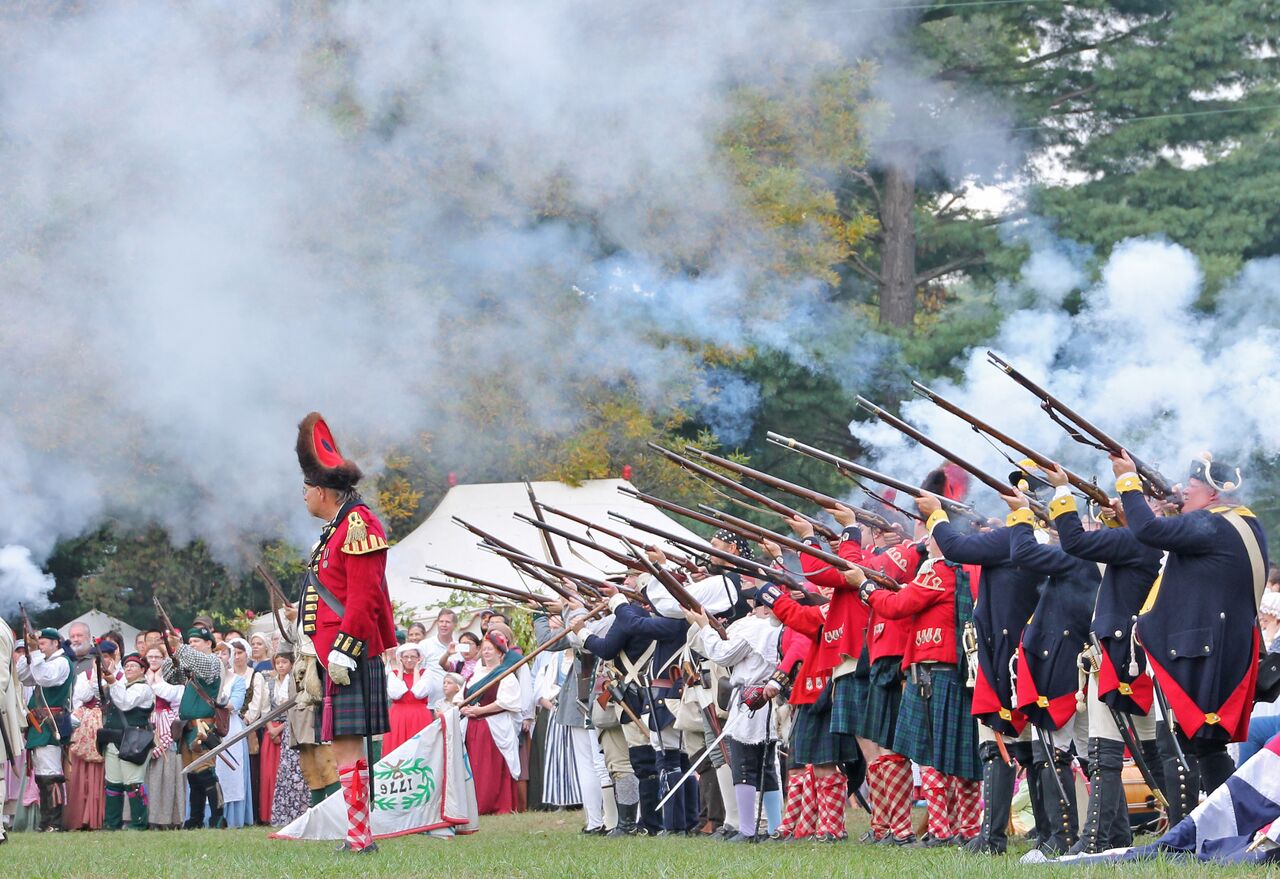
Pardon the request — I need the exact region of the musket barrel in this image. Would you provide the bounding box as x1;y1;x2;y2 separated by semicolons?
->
911;380;1111;507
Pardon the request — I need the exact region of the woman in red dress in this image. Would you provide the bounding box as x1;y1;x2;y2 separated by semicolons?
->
384;643;434;755
461;632;521;815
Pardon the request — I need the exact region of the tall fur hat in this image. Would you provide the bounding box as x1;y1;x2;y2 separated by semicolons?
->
296;412;363;491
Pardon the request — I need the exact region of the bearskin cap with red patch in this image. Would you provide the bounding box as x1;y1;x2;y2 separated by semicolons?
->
296;412;363;491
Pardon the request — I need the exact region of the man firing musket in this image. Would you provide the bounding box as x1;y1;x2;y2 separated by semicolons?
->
17;617;73;831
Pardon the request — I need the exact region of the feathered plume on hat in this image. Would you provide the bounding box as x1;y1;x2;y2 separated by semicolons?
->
296;412;363;491
1189;451;1243;494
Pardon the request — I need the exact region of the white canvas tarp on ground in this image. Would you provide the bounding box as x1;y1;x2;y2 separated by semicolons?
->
272;707;477;841
385;478;709;613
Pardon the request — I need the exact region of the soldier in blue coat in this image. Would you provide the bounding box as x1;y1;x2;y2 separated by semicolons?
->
1114;450;1268;822
576;591;688;835
1043;461;1166;852
919;492;1043;856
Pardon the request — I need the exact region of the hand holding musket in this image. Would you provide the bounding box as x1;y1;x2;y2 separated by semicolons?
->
911;380;1111;507
616;537;729;640
986;351;1174;499
765;431;968;522
855;396;1053;522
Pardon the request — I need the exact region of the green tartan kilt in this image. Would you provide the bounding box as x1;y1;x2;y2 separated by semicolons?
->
316;655;390;740
859;656;904;749
828;672;861;737
891;665;979;780
790;687;860;767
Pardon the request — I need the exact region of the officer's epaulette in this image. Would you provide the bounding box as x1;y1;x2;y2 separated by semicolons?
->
342;510;388;555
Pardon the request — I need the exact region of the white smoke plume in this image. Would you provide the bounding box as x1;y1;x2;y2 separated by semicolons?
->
0;546;58;618
3;1;975;596
851;237;1280;511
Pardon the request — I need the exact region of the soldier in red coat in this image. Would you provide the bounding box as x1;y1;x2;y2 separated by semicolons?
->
295;412;397;854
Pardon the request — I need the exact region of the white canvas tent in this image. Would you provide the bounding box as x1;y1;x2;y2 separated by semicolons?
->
385;479;709;614
59;609;142;649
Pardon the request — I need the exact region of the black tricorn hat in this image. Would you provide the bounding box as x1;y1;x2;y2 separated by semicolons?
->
1189;452;1243;493
1008;459;1050;496
297;412;363;491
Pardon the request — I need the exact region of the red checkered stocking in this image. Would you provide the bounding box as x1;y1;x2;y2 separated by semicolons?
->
338;759;373;851
814;771;848;839
866;757;887;839
950;775;982;840
777;769;810;838
920;766;953;839
879;753;914;839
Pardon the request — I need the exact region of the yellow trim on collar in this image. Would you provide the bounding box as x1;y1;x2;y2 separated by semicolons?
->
1049;495;1077;521
926;509;950;533
1005;508;1036;528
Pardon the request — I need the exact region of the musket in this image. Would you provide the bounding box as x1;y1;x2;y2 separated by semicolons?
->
18;604;58;743
152;596;224;720
534;502;702;575
765;431;975;520
607;502;810;590
481;546;642;603
453;518;589;602
615;536;729;640
986;351;1174;499
514;513;646;573
911;380;1111;507
182;693;298;774
524;482;564;568
254;563;295;645
412;577;553;608
460;602;609;706
855;396;1052;522
420;564;556;607
681;446;894;531
647;443;840;542
693;504;900;591
619;486;897;588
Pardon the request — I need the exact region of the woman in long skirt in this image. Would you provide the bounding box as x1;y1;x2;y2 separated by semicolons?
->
461;632;521;815
66;644;119;830
263;653;308;826
215;639;263;828
145;646;187;829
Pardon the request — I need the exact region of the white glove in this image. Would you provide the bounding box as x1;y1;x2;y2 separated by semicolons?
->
326;650;356;686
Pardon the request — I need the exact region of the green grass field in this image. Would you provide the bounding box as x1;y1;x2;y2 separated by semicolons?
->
2;810;1274;878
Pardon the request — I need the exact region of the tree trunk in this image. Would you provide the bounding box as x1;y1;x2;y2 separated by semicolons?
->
878;152;918;329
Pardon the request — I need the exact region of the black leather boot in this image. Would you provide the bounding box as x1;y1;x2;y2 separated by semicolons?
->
609;801;639;837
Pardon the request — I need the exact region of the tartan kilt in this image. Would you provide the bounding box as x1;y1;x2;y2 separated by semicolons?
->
891;665;979;780
790;689;860;767
859;656;904;749
316;655;390;740
828;672;860;737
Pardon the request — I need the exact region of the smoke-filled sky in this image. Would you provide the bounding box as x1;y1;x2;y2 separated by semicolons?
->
0;1;937;613
852;237;1280;514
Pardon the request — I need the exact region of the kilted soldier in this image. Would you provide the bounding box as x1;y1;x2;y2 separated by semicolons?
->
161;626;225;828
919;490;1043;856
1002;476;1101;857
686;593;782;842
1042;461;1165;852
1114;450;1268;820
856;544;981;847
758;570;861;842
576;590;687;835
857;533;925;846
18;626;73;832
102;653;154;830
296;412;398;854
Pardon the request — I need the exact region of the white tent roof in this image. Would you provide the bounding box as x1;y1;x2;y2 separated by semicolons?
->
385;479;709;614
59;609;142;648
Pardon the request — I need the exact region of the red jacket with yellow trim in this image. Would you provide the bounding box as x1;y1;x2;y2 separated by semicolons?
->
866;557;958;667
770;593;830;706
303;504;398;668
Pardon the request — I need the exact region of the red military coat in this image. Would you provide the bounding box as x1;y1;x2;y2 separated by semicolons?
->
798;534;870;673
301;504;398;668
863;543;923;661
867;557;959;668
